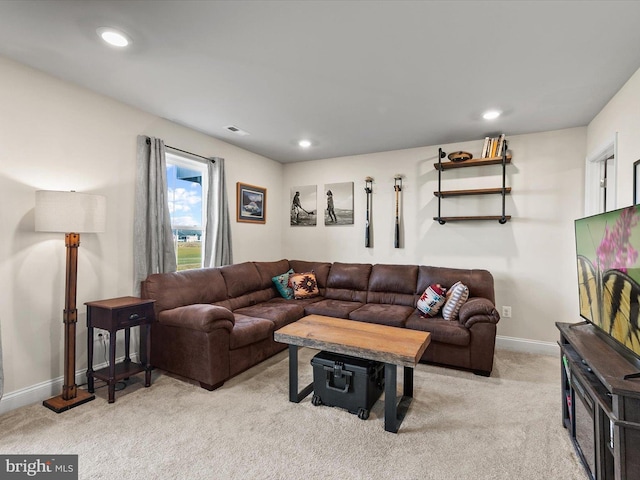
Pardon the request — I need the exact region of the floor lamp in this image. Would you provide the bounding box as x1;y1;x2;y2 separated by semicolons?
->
35;190;106;413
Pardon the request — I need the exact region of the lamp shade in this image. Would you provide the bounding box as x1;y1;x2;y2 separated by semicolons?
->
35;190;107;233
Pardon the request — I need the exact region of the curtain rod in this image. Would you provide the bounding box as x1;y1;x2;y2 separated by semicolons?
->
145;137;214;163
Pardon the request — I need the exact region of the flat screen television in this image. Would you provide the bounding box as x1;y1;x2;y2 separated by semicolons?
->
575;205;640;364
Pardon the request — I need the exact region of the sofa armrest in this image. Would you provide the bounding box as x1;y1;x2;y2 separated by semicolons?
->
458;297;500;328
157;304;235;333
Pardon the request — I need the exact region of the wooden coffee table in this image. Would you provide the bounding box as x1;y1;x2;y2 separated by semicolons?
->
274;314;431;433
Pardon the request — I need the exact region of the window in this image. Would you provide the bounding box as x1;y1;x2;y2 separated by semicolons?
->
585;135;617;216
165;152;207;271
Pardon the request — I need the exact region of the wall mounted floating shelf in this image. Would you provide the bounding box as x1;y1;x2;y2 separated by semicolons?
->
433;145;512;224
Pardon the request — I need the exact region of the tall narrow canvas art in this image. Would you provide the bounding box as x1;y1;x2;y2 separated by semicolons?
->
290;185;317;226
324;182;354;225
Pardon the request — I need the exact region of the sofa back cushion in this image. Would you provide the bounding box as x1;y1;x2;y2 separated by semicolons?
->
141;268;228;314
253;259;291;290
325;262;372;303
367;264;418;306
416;266;495;304
289;260;332;295
220;262;276;310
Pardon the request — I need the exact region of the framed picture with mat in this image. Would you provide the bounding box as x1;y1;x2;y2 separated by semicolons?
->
237;182;266;224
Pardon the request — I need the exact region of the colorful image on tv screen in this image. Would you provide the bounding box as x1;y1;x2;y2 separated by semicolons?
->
575;205;640;357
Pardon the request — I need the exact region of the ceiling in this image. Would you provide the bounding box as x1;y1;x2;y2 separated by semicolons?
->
2;1;640;163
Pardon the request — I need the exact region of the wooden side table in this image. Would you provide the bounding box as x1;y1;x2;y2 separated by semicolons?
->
85;296;155;403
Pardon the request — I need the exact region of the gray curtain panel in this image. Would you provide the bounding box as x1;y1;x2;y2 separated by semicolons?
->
133;136;177;295
204;157;233;267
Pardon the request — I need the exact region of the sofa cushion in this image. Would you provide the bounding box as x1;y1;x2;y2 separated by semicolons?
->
254;259;291;290
221;262;262;298
366;264;418;307
221;262;277;310
442;281;469;321
141;268;228;313
348;304;414;327
405;313;470;346
304;299;364;318
234;302;305;330
229;314;274;350
157;304;234;332
272;269;294;299
267;296;324;307
289;260;331;292
289;272;320;299
229;289;276;311
324;262;371;303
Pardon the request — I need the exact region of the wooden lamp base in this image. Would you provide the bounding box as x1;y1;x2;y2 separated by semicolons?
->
42;232;97;414
43;389;95;414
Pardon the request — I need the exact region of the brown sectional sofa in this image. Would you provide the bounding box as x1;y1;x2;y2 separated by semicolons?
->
140;259;500;391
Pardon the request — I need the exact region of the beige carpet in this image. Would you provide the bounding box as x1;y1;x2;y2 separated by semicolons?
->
0;348;586;480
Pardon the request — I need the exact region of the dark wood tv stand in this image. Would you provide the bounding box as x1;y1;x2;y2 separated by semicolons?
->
557;322;640;480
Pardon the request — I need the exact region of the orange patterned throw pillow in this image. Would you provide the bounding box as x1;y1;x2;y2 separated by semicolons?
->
289;272;320;299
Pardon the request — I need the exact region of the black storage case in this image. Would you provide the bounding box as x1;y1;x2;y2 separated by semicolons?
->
310;351;385;420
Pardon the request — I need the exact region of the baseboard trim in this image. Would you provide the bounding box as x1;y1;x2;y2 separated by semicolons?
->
496;335;558;356
0;354;139;416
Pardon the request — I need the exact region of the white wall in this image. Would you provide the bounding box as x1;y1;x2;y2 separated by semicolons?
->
587;66;640;208
0;56;284;401
283;127;587;345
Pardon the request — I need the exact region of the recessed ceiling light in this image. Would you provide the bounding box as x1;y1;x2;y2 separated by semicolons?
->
298;140;312;148
97;27;131;47
482;110;501;120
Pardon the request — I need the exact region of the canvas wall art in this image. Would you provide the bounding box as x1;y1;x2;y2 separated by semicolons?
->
290;185;317;226
324;182;354;226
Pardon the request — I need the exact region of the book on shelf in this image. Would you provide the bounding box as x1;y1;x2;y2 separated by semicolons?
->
495;134;505;158
481;137;490;158
481;134;507;158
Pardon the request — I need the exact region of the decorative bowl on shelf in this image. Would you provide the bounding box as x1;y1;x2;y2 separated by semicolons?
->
447;151;473;162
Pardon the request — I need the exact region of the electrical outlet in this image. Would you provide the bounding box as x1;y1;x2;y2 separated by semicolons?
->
502;306;512;318
94;331;110;343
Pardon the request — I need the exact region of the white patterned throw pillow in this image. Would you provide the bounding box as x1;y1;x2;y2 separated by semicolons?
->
417;284;446;317
442;281;469;321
